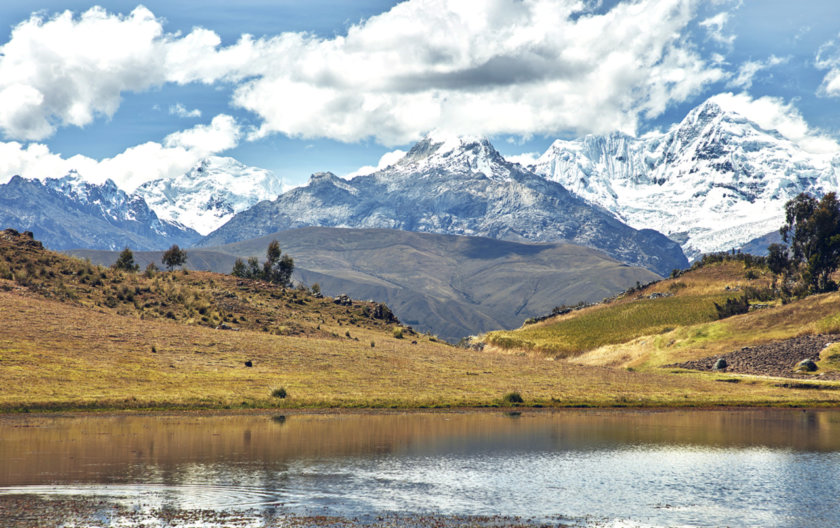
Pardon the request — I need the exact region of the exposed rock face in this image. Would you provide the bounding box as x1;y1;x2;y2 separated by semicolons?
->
201;135;687;276
530;96;840;260
0;174;200;251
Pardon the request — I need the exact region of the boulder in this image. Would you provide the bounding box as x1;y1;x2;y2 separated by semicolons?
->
796;359;818;372
713;358;728;370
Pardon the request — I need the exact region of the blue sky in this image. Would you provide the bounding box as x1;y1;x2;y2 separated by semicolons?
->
1;0;839;190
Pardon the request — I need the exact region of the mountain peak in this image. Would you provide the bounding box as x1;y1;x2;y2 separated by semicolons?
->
136;157;283;236
405;132;494;160
392;133;515;182
530;96;838;260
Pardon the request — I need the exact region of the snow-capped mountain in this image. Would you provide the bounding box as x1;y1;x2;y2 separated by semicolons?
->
529;97;840;260
136;157;284;235
200;134;687;276
0;173;200;251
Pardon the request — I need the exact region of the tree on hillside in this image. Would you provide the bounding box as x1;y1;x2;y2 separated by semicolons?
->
779;192;840;292
162;244;188;271
230;240;294;286
263;239;294;285
113;247;139;272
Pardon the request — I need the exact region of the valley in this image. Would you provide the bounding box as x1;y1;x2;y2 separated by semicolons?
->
70;227;661;342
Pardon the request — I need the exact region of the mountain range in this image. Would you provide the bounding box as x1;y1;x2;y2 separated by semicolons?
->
0;173;200;251
198;134;687;276
529;97;840;260
2;95;837;279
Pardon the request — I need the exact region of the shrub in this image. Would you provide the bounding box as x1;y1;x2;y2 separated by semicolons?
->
502;391;524;404
271;387;287;398
392;327;404;339
713;296;749;319
231;240;294;286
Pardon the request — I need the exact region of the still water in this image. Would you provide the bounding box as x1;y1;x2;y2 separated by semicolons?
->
2;409;840;527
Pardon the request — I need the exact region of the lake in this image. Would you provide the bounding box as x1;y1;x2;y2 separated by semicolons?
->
2;409;840;527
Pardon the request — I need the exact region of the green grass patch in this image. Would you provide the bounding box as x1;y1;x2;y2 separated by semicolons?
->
485;293;729;357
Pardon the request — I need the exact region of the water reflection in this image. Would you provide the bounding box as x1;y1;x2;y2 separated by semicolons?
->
2;409;840;527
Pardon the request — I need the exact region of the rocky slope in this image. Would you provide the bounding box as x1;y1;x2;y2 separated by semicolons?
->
530;96;840;259
200;135;687;276
0;173;200;250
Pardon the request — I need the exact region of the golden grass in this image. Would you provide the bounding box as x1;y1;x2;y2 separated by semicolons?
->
3;290;840;411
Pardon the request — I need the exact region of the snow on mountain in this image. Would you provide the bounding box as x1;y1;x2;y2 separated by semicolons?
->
529;97;840;260
0;173;200;250
136;156;284;236
200;134;687;276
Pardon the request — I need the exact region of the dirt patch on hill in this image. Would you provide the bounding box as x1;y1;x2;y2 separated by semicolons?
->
671;334;840;380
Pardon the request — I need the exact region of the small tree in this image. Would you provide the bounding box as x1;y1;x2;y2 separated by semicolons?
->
263;240;294;285
162;244;188;271
231;258;247;278
113;247;139;272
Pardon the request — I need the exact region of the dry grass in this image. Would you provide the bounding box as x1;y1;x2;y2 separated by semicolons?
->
3;232;840;411
3;289;840;411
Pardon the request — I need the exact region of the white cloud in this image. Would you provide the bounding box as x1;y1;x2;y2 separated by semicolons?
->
0;6;241;141
504;152;540;167
816;37;840;97
231;0;726;145
164;114;241;156
344;149;407;178
708;92;840;155
169;103;202;118
0;114;242;191
699;12;735;46
0;1;725;145
727;55;788;89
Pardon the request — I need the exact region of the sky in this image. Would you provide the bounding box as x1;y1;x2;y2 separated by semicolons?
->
1;0;840;191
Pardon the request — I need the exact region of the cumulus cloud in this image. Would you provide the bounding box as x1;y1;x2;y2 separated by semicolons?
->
0;1;725;145
164;114;241;155
727;55;788;90
708;92;840;155
0;114;242;191
169;103;202;118
816;37;840;97
344;149;408;178
0;6;242;141
231;0;726;144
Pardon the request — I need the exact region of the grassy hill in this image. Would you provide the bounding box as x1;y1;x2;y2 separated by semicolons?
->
69;227;662;342
4;229;840;411
480;257;840;378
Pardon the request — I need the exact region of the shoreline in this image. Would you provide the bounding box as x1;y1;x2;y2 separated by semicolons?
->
2;402;839;420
